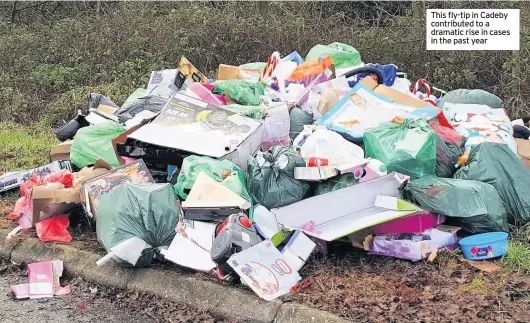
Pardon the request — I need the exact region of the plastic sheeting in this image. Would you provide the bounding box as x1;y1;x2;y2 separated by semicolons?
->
454;142;530;225
96;183;180;267
400;176;509;234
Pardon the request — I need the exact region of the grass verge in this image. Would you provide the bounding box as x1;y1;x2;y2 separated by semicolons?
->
0;122;57;172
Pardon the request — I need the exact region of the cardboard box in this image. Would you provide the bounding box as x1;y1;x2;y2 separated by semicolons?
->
174;56;208;90
362;77;435;108
128;93;264;169
147;57;207;98
31;160;112;224
82;159;155;218
516;139;530;169
217;64;260;81
271;173;420;241
0;161;72;193
49;141;73;162
294;166;338;181
146;69;179;99
161;218;217;271
228;240;301;301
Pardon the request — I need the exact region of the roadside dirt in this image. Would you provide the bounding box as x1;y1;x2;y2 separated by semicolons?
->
3;200;530;322
0;258;235;323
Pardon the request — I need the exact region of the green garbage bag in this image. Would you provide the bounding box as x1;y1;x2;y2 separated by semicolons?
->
305;42;362;69
364;119;437;178
174;156;250;203
122;88;147;106
96;183;180;267
239;62;266;73
435;138;463;178
453;142;530;225
223;104;264;120
439;89;503;109
213;80;265;106
400;176;508;234
315;173;358;196
247;146;309;209
289;107;313;140
70;120;126;168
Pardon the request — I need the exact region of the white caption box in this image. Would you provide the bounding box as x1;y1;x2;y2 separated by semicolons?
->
426;9;520;50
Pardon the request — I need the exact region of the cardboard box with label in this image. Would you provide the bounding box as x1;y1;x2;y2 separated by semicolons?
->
31;160;112;224
128;93;264;169
82;159;155;218
362;77;435;108
271;173;420;241
0;161;72;194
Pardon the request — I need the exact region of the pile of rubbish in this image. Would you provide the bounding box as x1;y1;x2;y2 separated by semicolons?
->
3;43;530;301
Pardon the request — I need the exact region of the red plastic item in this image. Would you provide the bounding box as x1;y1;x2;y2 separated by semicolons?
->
35;215;72;243
290;277;314;294
428;121;464;146
238;216;252;228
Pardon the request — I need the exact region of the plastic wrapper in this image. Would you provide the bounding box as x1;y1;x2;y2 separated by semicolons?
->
400;176;509;234
454;142;530;225
70;120;126;168
247;146;309;209
364;119;437;178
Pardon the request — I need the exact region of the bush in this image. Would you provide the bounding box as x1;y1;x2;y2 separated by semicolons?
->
0;1;529;126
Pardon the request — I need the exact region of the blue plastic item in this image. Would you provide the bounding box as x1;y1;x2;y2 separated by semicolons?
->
459;232;508;260
167;165;177;182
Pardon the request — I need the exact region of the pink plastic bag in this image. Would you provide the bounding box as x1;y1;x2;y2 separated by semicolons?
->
35;215;72;243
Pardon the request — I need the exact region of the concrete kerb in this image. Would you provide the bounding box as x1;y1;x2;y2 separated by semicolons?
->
0;229;349;323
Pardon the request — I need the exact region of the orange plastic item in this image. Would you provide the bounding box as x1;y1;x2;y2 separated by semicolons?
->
457;152;470;166
285;56;335;87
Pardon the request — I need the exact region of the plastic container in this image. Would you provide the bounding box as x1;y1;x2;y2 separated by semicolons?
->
459;232;508;260
372;212;444;235
186;83;226;106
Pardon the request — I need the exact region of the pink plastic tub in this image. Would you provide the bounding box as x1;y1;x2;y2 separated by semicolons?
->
372;211;445;235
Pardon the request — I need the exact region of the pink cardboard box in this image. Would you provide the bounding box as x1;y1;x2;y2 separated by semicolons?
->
371;211;445;235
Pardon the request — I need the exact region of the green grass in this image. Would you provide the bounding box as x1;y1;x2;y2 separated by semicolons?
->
502;242;530;273
0;122;57;172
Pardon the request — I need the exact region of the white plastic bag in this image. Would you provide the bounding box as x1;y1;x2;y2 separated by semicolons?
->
262;104;291;151
295;128;364;164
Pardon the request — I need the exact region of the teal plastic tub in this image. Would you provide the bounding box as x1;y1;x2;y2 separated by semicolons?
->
459;232;508;260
